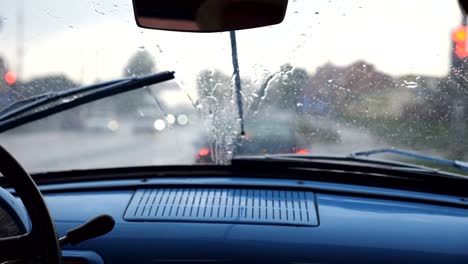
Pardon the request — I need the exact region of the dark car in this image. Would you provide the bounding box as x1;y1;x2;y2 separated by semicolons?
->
196;113;309;164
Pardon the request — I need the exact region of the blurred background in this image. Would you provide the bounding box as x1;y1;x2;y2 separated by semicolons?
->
0;0;467;173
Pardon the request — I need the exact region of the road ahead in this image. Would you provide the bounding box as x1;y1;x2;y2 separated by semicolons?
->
0;127;202;173
0;118;445;173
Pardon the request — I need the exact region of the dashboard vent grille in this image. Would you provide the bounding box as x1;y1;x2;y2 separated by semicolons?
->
124;188;318;226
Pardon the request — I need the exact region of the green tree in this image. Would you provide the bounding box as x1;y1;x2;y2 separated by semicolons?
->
123;50;156;77
115;50;158;115
256;64;309;114
196;69;232;108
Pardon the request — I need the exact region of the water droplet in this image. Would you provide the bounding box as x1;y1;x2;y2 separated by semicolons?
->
156;45;163;53
225;136;234;145
328;79;333;83
200;96;219;116
297;103;304;107
94;9;105;15
404;80;418;89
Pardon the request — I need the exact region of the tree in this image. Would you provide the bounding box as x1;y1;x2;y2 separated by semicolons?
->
123;50;156;77
23;75;78;96
275;65;309;111
116;50;157;115
250;64;310;116
197;69;231;104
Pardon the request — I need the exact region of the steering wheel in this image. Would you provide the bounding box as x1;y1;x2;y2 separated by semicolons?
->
0;146;61;263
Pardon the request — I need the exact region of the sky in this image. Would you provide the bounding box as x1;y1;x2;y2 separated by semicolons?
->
0;0;463;97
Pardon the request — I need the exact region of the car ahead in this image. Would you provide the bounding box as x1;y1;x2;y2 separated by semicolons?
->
196;112;310;164
0;0;468;264
84;116;120;133
131;106;165;133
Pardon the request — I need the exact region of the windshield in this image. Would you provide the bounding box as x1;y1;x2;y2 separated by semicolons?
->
0;0;466;173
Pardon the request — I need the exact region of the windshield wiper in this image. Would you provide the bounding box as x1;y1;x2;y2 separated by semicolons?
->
350;148;468;172
0;71;175;133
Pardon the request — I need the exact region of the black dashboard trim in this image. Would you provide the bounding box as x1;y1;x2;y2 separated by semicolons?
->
21;165;468;196
21;180;468;210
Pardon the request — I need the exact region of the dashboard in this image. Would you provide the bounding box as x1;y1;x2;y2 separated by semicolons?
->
2;176;468;263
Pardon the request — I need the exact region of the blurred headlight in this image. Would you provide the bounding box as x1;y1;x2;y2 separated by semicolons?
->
177;114;189;126
153;119;166;131
166;114;176;124
107;120;120;131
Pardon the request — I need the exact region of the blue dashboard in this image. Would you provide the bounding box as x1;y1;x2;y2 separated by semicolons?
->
32;176;468;263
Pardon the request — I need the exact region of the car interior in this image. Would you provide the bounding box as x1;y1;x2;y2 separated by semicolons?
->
0;0;468;263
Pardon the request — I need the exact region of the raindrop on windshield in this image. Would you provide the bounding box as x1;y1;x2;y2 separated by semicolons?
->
156;45;163;53
404;80;418;89
199;96;219;116
94;9;105;15
225;136;234;145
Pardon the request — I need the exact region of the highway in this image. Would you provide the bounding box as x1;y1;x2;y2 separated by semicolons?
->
0;126;204;173
0;117;441;173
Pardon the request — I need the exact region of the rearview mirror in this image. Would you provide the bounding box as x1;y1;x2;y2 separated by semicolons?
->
132;0;289;32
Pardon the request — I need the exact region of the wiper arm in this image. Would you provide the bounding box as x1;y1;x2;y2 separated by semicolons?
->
0;94;50;117
0;71;175;133
0;78;126;121
350;148;468;172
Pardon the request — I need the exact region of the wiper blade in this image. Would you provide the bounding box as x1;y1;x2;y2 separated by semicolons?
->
350;148;468;172
0;78;126;121
0;94;51;117
0;71;175;133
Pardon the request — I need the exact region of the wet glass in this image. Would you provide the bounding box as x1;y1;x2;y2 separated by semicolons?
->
0;0;466;173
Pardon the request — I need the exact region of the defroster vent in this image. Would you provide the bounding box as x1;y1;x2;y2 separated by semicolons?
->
124;188;318;226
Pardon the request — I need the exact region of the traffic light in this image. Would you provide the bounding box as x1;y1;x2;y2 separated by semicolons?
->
4;71;16;85
452;26;468;58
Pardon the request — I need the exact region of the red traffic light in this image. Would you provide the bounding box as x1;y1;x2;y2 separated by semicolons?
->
452;26;468;58
455;44;468;59
452;26;468;43
4;71;17;85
